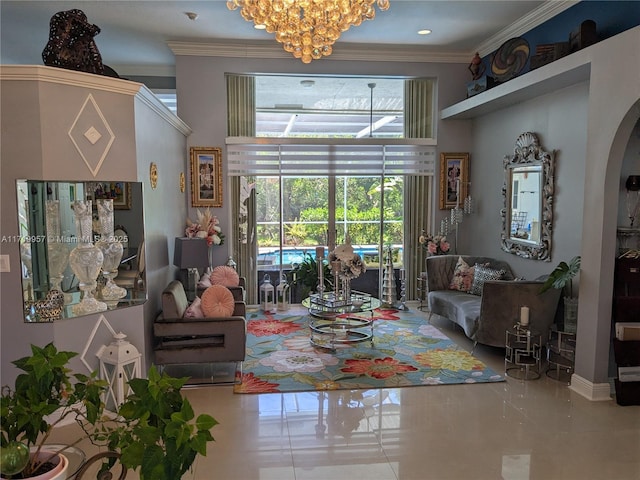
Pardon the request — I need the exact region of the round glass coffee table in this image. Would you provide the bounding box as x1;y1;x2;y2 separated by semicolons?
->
302;292;381;318
309;314;375;349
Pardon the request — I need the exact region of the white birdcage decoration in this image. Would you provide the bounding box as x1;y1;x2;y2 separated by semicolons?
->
260;274;275;313
276;274;290;311
96;332;141;411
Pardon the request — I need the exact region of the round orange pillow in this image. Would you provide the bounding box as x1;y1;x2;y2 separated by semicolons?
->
201;284;236;318
210;265;240;287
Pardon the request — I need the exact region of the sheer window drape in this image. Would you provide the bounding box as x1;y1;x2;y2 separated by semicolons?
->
226;74;258;303
404;78;435;300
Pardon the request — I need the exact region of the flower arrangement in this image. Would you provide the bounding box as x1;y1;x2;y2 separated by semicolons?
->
186;208;224;246
328;240;366;279
419;231;450;255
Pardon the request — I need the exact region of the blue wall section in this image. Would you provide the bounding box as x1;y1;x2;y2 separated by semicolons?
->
481;1;640;78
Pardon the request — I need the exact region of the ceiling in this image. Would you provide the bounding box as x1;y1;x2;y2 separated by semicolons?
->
0;0;559;76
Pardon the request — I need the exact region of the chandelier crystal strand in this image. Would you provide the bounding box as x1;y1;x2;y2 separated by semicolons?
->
227;0;390;63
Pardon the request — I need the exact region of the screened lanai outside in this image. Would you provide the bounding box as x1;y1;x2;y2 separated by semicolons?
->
226;74;436;303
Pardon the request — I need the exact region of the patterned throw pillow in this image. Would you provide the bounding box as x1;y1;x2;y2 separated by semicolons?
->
183;296;204;318
210;265;240;287
449;256;475;292
201;284;236;317
470;264;506;296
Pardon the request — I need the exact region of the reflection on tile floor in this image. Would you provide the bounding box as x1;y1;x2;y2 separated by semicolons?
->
51;304;640;480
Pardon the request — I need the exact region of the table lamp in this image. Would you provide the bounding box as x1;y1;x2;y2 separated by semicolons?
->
173;237;209;297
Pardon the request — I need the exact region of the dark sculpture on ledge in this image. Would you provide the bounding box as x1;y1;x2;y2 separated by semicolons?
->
42;9;104;75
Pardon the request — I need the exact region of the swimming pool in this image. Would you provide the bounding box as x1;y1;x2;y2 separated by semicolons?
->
257;246;402;266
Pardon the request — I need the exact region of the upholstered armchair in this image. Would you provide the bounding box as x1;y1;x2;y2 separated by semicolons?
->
153;280;246;367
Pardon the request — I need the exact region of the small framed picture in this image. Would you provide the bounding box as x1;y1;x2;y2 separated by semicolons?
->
190;147;222;207
91;181;131;210
439;153;470;209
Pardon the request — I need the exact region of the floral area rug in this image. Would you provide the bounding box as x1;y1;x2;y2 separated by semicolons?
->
234;308;504;394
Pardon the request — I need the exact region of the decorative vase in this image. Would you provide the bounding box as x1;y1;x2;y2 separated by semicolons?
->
95;200;126;305
68;201;107;315
45;200;69;293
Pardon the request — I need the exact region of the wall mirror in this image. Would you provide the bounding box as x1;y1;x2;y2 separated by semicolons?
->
16;180;146;322
500;132;554;261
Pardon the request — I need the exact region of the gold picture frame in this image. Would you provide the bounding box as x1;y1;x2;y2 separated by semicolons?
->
190;147;222;207
90;181;132;210
439;153;470;209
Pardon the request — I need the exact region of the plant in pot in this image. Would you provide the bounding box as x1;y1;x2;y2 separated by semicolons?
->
540;255;581;333
94;365;218;480
1;344;218;480
291;251;332;302
0;343;107;479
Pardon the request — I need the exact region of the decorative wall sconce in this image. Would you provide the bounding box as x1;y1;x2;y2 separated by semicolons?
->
149;162;158;189
626;175;640;228
179;172;186;193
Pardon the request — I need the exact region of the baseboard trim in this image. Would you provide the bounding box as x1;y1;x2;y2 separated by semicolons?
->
569;374;613;401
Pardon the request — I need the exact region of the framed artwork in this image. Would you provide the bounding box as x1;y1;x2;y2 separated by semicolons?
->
91;181;131;210
439;153;470;209
190;147;223;207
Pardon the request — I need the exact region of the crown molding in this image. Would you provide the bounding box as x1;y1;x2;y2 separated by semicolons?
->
0;65;142;95
474;0;579;56
0;65;190;135
167;40;471;64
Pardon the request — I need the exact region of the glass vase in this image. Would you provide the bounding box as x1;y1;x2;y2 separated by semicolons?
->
45;200;69;293
95;199;126;305
69;200;107;315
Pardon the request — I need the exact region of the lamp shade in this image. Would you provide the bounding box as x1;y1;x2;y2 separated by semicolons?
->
626;175;640;192
173;237;209;269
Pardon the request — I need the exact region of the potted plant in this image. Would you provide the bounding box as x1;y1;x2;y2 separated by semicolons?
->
291;251;332;302
96;365;217;480
540;255;581;333
1;344;218;480
0;343;107;479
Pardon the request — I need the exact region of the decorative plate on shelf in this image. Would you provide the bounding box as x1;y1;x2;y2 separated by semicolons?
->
491;37;530;82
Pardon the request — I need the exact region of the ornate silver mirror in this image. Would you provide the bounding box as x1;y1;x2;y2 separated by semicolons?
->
500;132;554;261
16;180;146;322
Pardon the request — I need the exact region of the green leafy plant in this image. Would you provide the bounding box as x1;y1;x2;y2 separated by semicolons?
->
540;256;581;298
1;345;218;480
0;343;107;478
98;365;217;480
291;251;332;300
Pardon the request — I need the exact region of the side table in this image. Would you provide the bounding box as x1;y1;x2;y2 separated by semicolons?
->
505;326;542;380
546;327;576;383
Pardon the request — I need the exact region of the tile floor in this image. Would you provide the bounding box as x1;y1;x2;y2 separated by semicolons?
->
53;304;640;480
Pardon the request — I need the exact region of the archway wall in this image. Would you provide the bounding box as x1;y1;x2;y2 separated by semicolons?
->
574;26;640;396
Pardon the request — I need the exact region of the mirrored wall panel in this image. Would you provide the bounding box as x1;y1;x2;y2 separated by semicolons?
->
16;180;146;322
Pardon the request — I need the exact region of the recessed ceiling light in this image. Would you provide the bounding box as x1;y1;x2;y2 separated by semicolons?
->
185;12;198;21
418;29;432;35
254;24;266;30
300;80;315;87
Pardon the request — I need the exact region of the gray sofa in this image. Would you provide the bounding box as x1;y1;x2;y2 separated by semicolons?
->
425;255;561;348
154;280;246;366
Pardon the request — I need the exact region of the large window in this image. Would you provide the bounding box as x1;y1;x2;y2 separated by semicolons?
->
227;73;435;301
256;175;403;268
255;75;405;138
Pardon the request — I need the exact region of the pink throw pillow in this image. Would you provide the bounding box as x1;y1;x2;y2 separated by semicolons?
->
183;296;204;318
449;256;475;292
210;265;240;287
198;271;212;288
201;284;235;317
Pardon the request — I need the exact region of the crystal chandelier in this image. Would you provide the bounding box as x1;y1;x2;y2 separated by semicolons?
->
226;0;390;63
